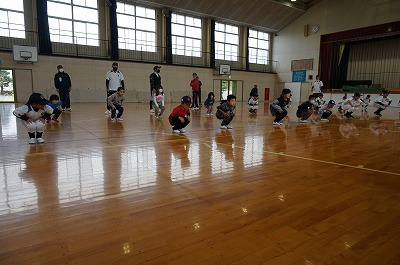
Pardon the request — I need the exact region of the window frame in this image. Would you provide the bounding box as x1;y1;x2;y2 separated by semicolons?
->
171;13;202;57
47;0;99;46
0;0;25;39
248;29;270;65
116;2;156;52
214;22;239;62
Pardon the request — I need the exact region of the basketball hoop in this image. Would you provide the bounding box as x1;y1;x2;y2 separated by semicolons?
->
21;56;32;61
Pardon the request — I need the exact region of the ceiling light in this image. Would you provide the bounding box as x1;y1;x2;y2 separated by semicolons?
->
291;0;296;2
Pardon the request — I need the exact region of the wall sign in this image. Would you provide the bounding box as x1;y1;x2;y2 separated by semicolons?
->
292;70;307;82
291;59;313;71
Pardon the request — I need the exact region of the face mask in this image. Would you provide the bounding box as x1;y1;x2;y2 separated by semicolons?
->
158;89;163;93
113;67;118;71
59;68;64;73
310;100;315;104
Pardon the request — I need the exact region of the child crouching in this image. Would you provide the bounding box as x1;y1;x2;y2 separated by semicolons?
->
169;96;191;133
13;93;53;144
108;87;125;122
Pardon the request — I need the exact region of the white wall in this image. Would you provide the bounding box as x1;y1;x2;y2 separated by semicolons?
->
272;0;400;84
0;51;276;103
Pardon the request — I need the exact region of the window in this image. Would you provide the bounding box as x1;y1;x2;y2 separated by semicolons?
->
171;14;202;57
0;0;25;38
248;29;270;64
215;22;239;61
47;0;99;46
117;3;156;52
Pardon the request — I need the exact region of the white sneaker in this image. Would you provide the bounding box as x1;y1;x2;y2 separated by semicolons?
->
172;129;180;133
179;129;186;133
320;118;329;122
36;138;45;143
220;125;227;129
111;118;116;122
226;125;233;129
273;122;282;126
150;109;155;113
29;138;36;144
104;110;110;114
117;118;123;121
300;119;309;123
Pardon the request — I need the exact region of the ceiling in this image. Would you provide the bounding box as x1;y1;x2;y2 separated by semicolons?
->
130;0;321;32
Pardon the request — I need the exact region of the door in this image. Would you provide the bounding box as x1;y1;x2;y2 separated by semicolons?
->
220;80;237;100
0;69;15;102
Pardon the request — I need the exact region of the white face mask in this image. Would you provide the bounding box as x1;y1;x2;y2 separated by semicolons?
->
158;89;163;93
59;68;64;73
310;100;315;104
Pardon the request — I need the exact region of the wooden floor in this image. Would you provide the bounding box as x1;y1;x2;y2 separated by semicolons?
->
0;102;400;265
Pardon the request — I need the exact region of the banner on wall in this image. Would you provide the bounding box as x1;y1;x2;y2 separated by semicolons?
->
292;70;306;82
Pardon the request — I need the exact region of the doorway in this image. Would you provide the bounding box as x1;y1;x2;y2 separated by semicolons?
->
0;69;15;102
220;80;237;100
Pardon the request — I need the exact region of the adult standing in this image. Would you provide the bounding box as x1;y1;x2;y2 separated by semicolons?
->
149;65;162;113
54;65;72;111
311;75;323;97
250;85;258;97
105;62;124;114
190;72;200;109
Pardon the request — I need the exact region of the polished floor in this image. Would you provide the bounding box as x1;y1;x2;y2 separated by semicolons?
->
0;102;400;265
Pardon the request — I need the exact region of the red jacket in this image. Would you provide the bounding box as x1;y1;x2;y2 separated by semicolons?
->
190;77;200;92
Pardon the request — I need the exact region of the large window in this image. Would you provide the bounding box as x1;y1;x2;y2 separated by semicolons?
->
248;29;270;64
171;14;202;57
117;2;156;52
215;22;239;61
47;0;99;46
0;1;25;39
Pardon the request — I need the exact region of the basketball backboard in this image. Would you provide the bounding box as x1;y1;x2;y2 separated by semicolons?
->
13;45;38;63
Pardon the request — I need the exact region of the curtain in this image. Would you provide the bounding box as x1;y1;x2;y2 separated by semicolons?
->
347;37;400;88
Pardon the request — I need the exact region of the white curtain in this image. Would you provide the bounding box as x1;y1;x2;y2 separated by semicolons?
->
347;38;400;88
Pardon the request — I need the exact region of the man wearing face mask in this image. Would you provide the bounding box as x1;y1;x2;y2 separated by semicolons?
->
105;62;125;114
149;65;162;113
296;95;316;123
54;65;72;111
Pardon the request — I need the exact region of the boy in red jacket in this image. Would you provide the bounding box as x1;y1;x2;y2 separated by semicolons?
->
190;73;200;109
169;96;191;133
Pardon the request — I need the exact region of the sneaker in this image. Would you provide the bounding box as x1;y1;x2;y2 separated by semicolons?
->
273;122;282;126
150;109;155;113
226;125;233;129
104;110;110;114
29;138;36;144
320;118;329;122
300;119;309;123
172;129;180;133
179;129;186;133
111;118;116;122
62;109;66;112
157;115;162;119
36;138;45;143
66;108;71;112
53;118;59;123
220;125;227;129
374;112;382;117
117;118;123;121
46;119;51;124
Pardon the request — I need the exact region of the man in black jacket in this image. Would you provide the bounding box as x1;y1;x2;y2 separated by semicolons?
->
149;65;162;112
54;65;72;111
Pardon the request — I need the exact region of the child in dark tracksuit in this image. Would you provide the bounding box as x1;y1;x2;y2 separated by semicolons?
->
270;88;292;125
169;96;191;133
216;94;237;129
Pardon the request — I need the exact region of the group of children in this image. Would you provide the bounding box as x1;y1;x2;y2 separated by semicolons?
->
270;89;394;125
13;87;395;144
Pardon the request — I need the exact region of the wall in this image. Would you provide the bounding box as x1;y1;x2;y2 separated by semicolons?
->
0;51;276;103
272;0;400;84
